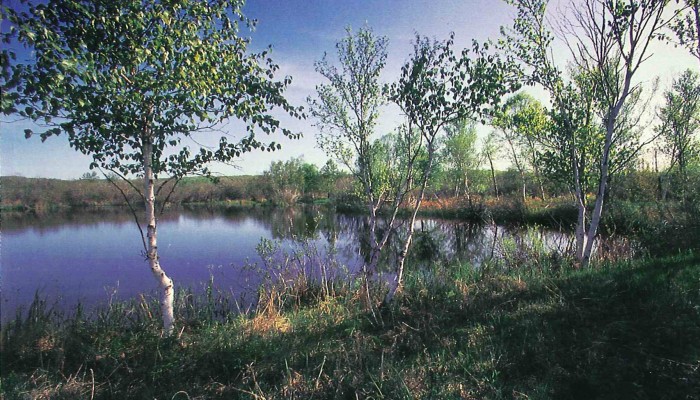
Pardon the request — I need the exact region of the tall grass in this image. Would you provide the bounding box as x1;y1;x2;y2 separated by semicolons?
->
2;252;699;399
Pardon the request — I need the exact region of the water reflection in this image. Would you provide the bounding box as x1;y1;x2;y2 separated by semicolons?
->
0;205;636;321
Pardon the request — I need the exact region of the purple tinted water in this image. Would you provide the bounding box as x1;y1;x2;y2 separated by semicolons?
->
2;206;627;321
1;206;361;321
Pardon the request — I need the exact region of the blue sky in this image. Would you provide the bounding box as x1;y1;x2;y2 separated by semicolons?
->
0;0;696;179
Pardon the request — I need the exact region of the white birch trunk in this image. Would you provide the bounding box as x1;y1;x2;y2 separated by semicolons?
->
507;137;527;203
463;174;472;203
581;156;608;267
581;109;617;267
582;189;604;266
392;148;435;297
394;195;421;294
366;201;385;271
575;193;588;262
580;59;633;267
143;137;175;335
694;1;700;66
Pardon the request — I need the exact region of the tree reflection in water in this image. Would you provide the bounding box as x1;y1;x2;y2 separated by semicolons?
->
2;205;639;319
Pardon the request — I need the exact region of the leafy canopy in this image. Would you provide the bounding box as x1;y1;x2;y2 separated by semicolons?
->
390;33;519;140
2;0;303;177
308;27;388;175
657;69;700;171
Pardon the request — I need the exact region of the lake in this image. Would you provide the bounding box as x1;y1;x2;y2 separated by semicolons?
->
0;205;634;321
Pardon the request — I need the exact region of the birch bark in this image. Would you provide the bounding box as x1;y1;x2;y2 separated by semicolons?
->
143;134;175;335
573;149;588;263
581;91;628;266
393;146;435;296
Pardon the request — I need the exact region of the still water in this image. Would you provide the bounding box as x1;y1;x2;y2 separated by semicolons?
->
0;205;629;320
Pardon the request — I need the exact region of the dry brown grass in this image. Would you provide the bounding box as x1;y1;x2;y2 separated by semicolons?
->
241;313;291;336
21;368;99;400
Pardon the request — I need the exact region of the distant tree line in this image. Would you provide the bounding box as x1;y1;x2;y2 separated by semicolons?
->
5;160;697;212
0;159;353;210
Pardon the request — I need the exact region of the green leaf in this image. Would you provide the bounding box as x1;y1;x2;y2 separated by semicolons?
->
6;0;301;179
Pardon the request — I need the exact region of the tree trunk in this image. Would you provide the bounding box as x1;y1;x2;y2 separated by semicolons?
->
581;90;627;267
661;172;670;202
574;191;587;263
528;139;546;200
393;150;434;297
537;175;546;200
143;136;175;335
394;190;422;295
571;141;588;264
694;0;700;65
488;153;499;199
507;138;526;203
582;168;607;267
463;173;472;203
679;151;688;205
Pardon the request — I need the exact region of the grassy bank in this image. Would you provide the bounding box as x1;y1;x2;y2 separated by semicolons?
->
2;254;699;399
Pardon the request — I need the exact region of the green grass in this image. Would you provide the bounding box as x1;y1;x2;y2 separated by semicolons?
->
2;254;699;399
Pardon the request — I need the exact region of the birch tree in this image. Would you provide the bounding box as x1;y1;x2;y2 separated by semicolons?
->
308;27;405;276
310;29;515;295
492;92;549;201
442;119;479;200
2;0;302;334
668;0;700;65
389;34;517;292
656;69;700;202
501;0;676;267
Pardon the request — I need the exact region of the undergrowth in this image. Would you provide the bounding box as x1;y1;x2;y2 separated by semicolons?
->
2;253;699;399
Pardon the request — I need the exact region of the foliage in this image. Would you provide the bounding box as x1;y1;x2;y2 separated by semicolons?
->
656;68;700;199
385;32;519;289
308;26;387;181
3;0;302;177
441;119;479;198
263;157;306;205
308;26;433;283
492;92;550;199
260;158;345;205
500;0;671;266
480;130;502;198
301;162;321;198
667;0;700;64
318;159;343;197
78;171;99;180
368;126;426;202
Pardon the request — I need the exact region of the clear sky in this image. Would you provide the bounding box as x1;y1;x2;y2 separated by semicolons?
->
0;0;696;179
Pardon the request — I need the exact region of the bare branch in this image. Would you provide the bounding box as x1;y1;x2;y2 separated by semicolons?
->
99;167;148;254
